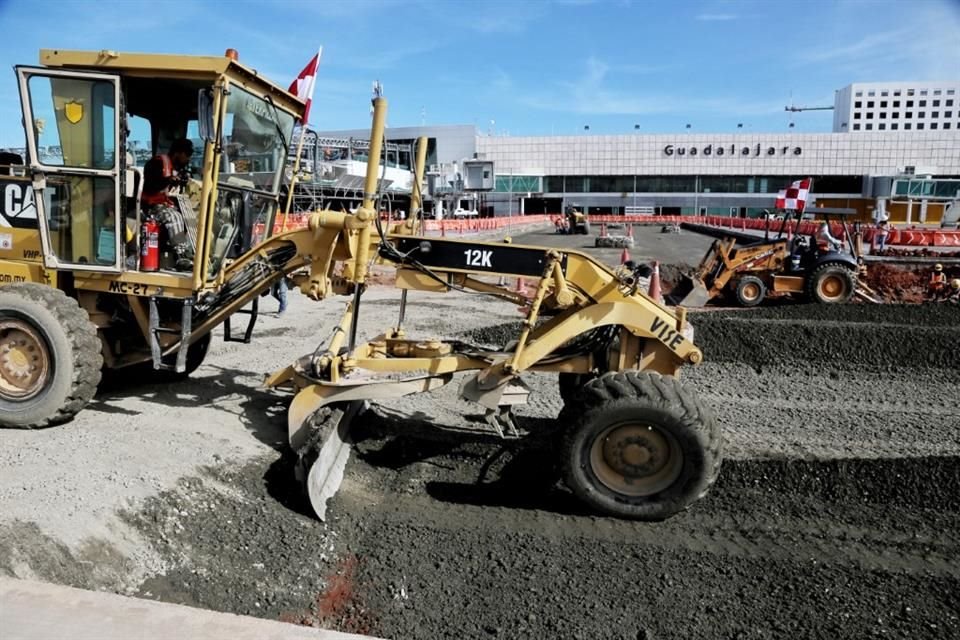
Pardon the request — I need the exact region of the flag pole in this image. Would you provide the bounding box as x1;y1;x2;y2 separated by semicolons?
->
281;125;307;233
281;47;321;233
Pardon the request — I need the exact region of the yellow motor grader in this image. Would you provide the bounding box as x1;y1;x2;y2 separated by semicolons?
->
0;49;720;521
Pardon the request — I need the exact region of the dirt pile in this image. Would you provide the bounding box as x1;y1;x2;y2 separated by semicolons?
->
691;304;960;370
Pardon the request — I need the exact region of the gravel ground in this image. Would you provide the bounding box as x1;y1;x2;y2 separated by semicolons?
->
2;225;959;639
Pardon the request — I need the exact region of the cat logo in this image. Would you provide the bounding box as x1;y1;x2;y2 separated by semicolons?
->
64;101;84;124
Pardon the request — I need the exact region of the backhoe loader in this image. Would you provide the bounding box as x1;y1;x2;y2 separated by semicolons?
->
0;49;720;521
669;208;865;307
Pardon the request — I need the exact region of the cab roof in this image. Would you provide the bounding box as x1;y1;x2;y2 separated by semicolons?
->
39;48;305;116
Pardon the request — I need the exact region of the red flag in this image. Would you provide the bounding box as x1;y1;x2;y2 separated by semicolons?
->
288;48;322;125
775;177;812;212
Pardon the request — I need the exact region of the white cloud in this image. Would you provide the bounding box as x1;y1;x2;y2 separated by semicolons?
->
794;3;960;80
521;56;783;117
695;13;737;21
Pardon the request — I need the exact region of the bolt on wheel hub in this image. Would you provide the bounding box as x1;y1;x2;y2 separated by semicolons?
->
0;321;50;400
590;423;684;497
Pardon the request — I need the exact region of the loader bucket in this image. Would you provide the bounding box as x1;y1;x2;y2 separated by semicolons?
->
666;275;711;307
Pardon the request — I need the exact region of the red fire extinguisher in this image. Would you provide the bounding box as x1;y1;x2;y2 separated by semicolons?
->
141;216;159;271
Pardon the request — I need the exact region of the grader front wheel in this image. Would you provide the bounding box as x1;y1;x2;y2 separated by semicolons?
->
0;284;102;428
561;371;721;520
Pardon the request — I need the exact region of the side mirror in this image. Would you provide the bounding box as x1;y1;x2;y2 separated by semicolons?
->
197;89;215;144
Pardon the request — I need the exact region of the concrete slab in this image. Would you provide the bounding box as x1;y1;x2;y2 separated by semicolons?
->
0;578;378;640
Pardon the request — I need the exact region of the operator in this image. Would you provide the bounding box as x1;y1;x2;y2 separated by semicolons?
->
816;221;843;252
928;264;948;299
947;278;960;303
141;138;195;271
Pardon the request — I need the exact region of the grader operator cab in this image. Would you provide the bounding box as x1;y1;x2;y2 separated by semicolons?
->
670;208;864;307
0;49;721;522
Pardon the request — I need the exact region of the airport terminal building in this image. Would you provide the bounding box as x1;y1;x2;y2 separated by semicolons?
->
321;82;960;225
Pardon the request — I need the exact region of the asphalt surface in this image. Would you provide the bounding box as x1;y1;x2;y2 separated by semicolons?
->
2;225;958;639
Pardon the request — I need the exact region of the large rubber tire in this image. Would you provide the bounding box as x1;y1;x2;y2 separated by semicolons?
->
806;263;856;304
558;372;596;406
734;275;766;307
561;370;721;520
0;283;102;428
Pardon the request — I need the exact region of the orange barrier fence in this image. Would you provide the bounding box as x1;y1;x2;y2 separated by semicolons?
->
587;214;960;247
253;212;960;247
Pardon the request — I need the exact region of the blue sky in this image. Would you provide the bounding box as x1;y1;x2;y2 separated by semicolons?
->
1;0;958;146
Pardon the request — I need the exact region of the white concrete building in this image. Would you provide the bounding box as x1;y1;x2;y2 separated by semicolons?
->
833;81;960;133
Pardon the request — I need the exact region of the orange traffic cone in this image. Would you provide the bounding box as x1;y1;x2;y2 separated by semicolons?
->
648;260;662;303
620;248;631;264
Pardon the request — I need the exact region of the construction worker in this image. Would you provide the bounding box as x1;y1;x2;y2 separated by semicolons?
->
947;278;960;303
928;263;948;299
141;138;195;271
816;221;843;252
876;220;890;253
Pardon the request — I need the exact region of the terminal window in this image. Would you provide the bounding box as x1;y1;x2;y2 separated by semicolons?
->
853;124;861;130
933;100;940;107
934;90;942;96
948;90;956;95
854;112;861;119
917;123;924;129
855;101;862;108
906;112;913;118
946;123;952;130
905;123;912;130
879;123;886;130
891;123;898;130
918;112;925;118
867;101;875;108
932;111;939;118
919;100;927;107
930;123;938;129
893;101;900;107
907;100;914;107
880;101;887;108
855;91;863;97
907;89;915;96
891;112;899;118
881;91;888;96
920;90;928;96
894;90;901;96
868;91;876;96
948;100;955;106
866;123;873;130
880;113;886;119
866;112;874;119
946;111;953;117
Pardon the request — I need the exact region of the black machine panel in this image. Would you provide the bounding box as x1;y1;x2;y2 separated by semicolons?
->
386;237;567;277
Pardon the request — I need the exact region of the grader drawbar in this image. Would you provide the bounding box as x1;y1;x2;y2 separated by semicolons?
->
262;94;722;522
0;49;720;521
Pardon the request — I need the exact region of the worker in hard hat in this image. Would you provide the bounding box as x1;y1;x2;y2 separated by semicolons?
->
947;278;960;303
928;263;948;300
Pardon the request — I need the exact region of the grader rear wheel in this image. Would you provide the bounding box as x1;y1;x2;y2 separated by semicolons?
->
561;370;721;520
0;283;102;428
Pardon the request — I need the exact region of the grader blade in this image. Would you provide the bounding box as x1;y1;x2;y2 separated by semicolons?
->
288;375;454;520
301;400;366;521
